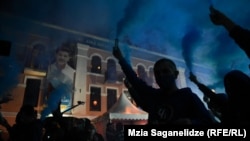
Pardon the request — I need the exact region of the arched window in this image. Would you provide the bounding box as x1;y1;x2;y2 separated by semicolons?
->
137;65;147;81
25;43;48;71
147;67;154;86
105;59;117;82
91;56;102;74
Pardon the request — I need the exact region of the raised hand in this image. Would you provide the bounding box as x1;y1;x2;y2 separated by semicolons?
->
112;38;123;60
209;6;235;31
209;6;226;25
189;72;198;84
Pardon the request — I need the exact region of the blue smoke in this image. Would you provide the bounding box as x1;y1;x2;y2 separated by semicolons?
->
40;83;72;120
0;57;22;98
1;0;250;92
116;0;154;38
181;26;202;72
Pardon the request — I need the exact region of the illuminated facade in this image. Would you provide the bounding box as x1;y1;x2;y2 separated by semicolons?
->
0;36;188;125
0;13;193;127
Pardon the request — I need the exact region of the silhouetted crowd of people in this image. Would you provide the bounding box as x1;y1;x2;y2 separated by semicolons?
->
1;5;250;141
113;5;250;126
105;122;124;141
0;104;105;141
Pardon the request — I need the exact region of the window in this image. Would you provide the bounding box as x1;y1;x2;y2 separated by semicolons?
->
90;86;101;111
25;43;48;71
105;59;117;82
137;65;147;81
23;78;41;107
147;67;154;86
91;56;102;74
107;88;117;110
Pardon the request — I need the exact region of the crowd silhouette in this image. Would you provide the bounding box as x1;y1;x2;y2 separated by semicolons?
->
0;105;105;141
0;5;250;141
114;5;250;127
189;69;250;125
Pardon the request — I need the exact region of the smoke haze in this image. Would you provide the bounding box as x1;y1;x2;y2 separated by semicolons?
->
1;0;250;92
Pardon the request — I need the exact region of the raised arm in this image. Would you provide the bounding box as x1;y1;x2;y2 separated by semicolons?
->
209;6;236;32
189;72;216;99
113;39;156;110
209;6;250;58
